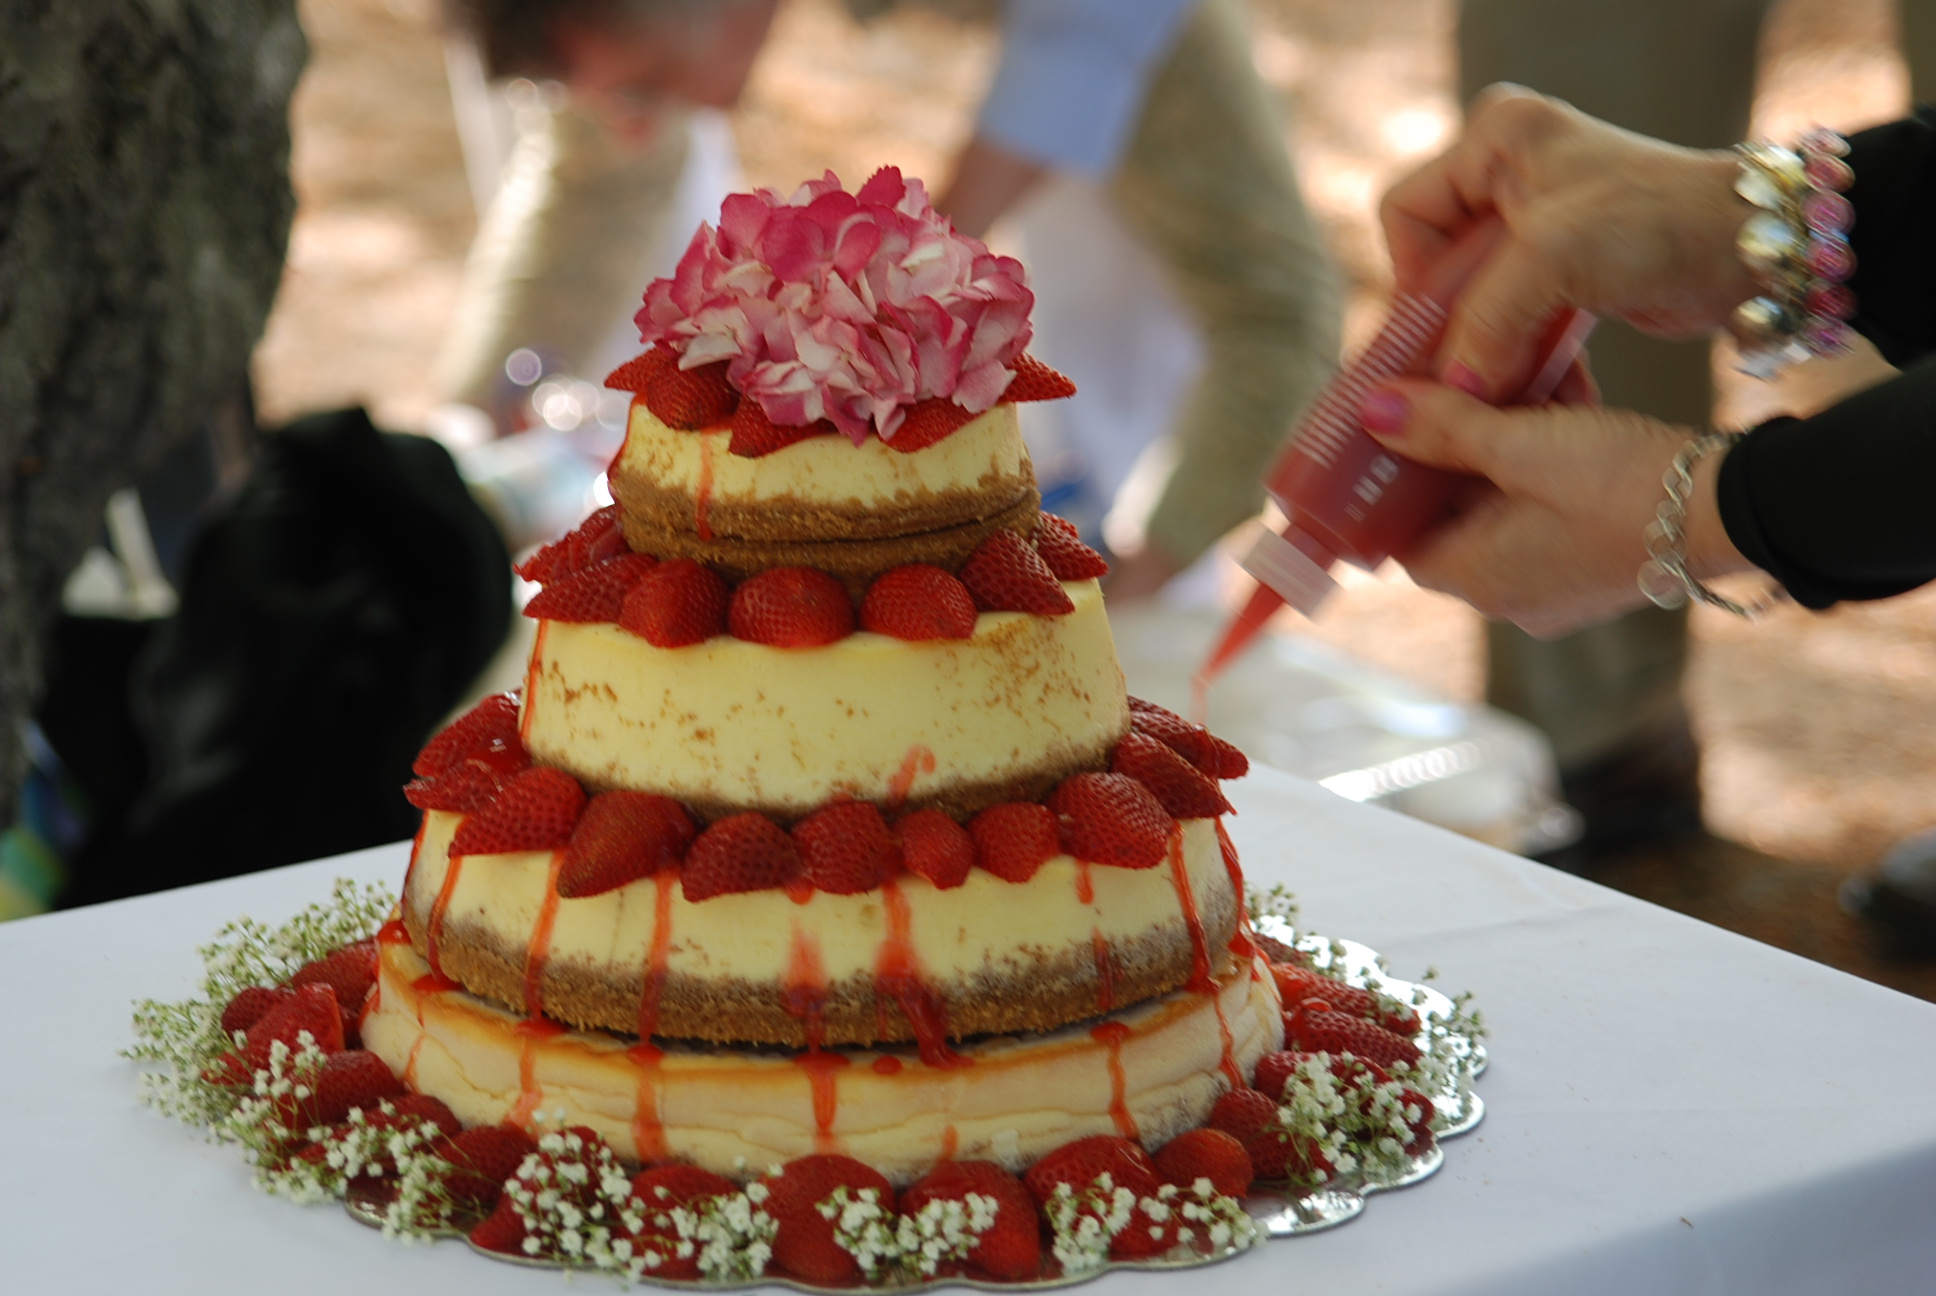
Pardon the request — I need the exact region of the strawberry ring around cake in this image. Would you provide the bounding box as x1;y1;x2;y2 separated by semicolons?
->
519;578;1129;822
361;928;1283;1186
400;812;1240;1047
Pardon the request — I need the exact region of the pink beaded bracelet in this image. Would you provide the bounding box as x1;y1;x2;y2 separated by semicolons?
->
1731;127;1857;378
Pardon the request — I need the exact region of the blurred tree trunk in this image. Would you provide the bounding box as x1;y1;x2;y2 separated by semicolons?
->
0;1;303;832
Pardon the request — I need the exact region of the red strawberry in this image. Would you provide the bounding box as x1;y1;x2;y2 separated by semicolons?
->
729;398;835;457
403;759;510;814
516;505;626;585
1250;1126;1335;1186
967;802;1061;882
523;552;659;623
414;693;525;778
1396;1088;1438;1156
631;1164;739;1278
290;937;380;1044
901;1160;1041;1280
762;1154;895;1284
1024;1135;1172;1258
1110;731;1233;819
1047;773;1173;870
1284;1005;1423;1071
1154;1128;1253;1197
882;397;974;453
618;558;730;648
1207;1087;1277;1144
958;528;1074;615
291;1049;406;1127
448;766;587;857
682;813;801;901
895;809;973;889
440;1124;540;1210
859;565;977;641
216;983;345;1082
730;567;855;647
1270;964;1421;1036
1127;698;1249;779
1004;353;1077;402
1031;513;1109;580
469;1193;530;1254
605;346;674;393
557;791;697;899
645;355;738;429
388;1094;461;1140
220;985;291;1038
1252;1050;1387;1105
793;801;897;894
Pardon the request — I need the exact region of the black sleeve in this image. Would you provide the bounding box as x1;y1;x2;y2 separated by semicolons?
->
1844;108;1936;367
1716;357;1936;609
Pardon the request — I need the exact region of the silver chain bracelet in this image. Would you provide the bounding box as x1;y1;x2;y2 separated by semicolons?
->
1637;432;1780;618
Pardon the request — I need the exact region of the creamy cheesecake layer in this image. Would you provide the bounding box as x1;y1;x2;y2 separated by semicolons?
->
403;812;1237;1045
520;578;1128;820
612;402;1032;543
363;933;1282;1185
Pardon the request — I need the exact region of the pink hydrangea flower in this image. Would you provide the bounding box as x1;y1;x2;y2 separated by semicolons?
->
635;168;1034;444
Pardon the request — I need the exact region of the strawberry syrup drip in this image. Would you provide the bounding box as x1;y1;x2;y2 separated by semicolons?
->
940;1125;960;1161
784;927;845;1150
509;1017;567;1127
1091;929;1116;1013
425;856;465;979
519;626;546;747
694;436;715;541
885;745;935;812
1166;829;1215;994
626;869;678;1162
876;877;968;1069
794;1049;851;1152
522;853;564;1016
379;919;409;945
1090;1020;1140;1140
1074;858;1095;906
403;1036;425;1087
1215;819;1258;963
872;1055;903;1076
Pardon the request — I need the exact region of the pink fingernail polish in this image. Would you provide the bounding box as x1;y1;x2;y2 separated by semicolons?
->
1359;389;1410;435
1444;362;1487;398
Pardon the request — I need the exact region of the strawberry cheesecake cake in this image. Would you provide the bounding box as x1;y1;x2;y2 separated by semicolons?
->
358;168;1284;1185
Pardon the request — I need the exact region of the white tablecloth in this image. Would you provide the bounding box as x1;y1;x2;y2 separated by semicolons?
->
7;766;1936;1293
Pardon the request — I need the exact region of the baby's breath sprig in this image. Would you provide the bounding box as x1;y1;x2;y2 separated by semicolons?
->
1401;988;1488;1121
1245;885;1300;933
503;1127;654;1280
651;1181;777;1282
820;1186;998;1284
126;878;395;1128
1167;1181;1259;1254
1044;1175;1256;1275
1043;1175;1137;1274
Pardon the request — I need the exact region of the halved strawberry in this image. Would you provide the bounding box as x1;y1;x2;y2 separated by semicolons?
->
682;813;801;901
1283;1005;1422;1071
632;1164;739;1279
1024;1135;1174;1258
728;397;835;457
1047;772;1173;870
894;808;973;889
219;982;344;1082
516;505;626;585
901;1160;1041;1280
1270;963;1421;1036
1031;512;1109;580
290;937;380;1044
1153;1127;1253;1197
605;346;674;393
403;760;510;814
762;1154;895;1284
967;802;1061;882
958;528;1074;615
618;557;731;648
220;985;292;1038
557;791;697;899
1111;731;1232;818
860;565;977;640
414;693;525;778
1127;698;1248;779
645;355;738;429
523;552;659;623
729;567;855;647
448;766;587;857
292;1049;406;1127
881;397;974;453
1004;353;1077;402
439;1123;539;1210
793;801;897;894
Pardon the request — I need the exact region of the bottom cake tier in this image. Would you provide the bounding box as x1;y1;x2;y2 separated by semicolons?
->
362;928;1283;1185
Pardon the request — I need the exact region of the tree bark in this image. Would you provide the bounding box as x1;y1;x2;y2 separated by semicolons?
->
0;0;302;829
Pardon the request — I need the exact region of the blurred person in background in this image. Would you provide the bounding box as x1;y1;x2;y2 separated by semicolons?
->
1361;87;1936;947
433;0;1340;583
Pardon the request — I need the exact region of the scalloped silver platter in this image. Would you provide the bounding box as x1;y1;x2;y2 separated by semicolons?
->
343;933;1484;1290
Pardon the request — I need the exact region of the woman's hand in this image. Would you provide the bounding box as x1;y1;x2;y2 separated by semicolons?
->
1358;378;1753;637
1382;86;1758;400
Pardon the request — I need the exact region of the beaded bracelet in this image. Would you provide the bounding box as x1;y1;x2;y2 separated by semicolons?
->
1637;431;1781;618
1731;127;1857;379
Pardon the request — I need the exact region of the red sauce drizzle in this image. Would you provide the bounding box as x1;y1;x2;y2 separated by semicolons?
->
876;877;968;1069
1166;828;1215;994
785;877;815;906
794;1049;851;1152
872;1055;903;1076
885;745;936;812
626;869;678;1162
509;1017;567;1128
1090;1020;1139;1140
1215;820;1258;961
694;436;715;541
519;624;547;747
940;1125;959;1161
403;1035;425;1087
784;927;846;1150
1091;928;1116;1013
1074;858;1095;906
425;855;465;979
379;919;410;945
411;972;460;995
522;853;564;1016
